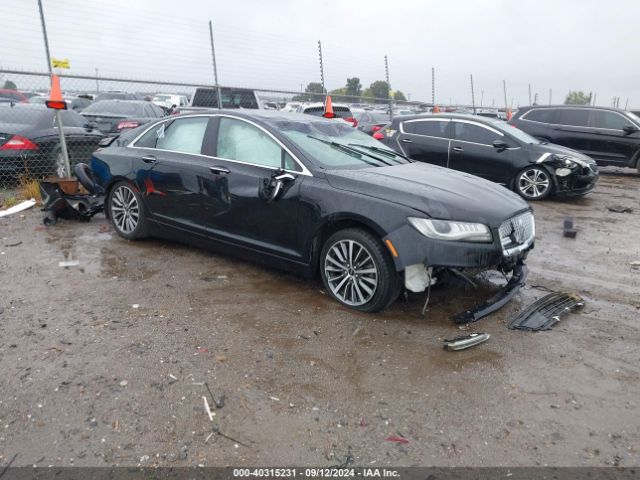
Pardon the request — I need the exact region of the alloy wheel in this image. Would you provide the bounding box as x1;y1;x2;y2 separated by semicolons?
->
324;239;378;306
111;185;140;234
518;168;550;198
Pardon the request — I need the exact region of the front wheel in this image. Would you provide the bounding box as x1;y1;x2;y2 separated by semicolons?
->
515;166;553;201
107;181;148;240
320;228;400;313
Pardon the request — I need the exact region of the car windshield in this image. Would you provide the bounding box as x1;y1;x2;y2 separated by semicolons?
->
0;106;45;125
274;119;410;169
490;119;540;144
83;101;143;116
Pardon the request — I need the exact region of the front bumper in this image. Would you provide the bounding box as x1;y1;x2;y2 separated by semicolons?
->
554;166;598;196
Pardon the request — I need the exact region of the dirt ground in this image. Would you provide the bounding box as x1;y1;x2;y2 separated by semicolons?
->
0;168;639;468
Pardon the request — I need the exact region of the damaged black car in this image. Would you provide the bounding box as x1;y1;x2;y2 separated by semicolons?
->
376;113;599;200
89;111;535;319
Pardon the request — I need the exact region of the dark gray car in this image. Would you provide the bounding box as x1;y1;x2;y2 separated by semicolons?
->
81;100;165;134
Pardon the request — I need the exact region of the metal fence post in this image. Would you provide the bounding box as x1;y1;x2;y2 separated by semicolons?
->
503;80;508;111
528;84;532;105
38;0;71;178
431;67;435;106
470;74;476;114
317;40;325;98
208;20;223;109
549;88;552;104
385;55;392;120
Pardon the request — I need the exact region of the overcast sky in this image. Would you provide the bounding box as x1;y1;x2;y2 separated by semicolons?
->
1;0;638;107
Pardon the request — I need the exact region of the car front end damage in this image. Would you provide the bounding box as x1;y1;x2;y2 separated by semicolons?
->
384;210;535;323
536;152;599;196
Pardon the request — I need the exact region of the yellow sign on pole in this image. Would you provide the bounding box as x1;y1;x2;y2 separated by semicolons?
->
51;58;70;69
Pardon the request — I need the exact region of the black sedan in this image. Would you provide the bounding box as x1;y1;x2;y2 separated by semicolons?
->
0;104;103;181
376;113;599;200
89;111;535;318
81;100;165;134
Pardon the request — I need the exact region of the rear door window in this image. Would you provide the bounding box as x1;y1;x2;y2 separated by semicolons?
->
556;109;590;127
404;120;450;138
591;110;633;130
134;117;209;154
453;122;502;145
522;108;556;124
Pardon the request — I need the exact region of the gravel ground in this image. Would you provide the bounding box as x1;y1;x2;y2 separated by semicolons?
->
0;168;639;468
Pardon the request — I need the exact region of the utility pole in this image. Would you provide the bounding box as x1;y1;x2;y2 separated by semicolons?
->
318;40;326;98
480;90;484;108
470;74;476;114
624;98;629;110
384;55;392;120
95;67;99;94
503;80;508;111
592;93;597;106
208;20;223;109
549;88;552;104
528;84;532;105
38;0;70;177
431;67;435;106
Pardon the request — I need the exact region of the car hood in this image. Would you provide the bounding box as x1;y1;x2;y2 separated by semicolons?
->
525;142;596;165
325;162;530;226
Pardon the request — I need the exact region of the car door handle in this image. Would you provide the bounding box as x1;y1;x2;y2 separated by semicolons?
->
141;155;157;164
452;146;464;152
401;139;413;143
209;166;230;175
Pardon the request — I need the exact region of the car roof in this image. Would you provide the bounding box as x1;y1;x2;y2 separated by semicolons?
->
393;113;506;124
302;102;351;109
517;104;632;114
175;109;347;126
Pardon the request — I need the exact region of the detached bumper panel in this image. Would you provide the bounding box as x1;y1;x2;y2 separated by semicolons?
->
453;262;528;324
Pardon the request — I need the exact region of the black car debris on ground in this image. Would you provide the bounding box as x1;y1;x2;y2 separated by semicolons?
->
0;103;103;182
376;113;599;200
510;105;640;173
89;110;535;318
81;100;165;135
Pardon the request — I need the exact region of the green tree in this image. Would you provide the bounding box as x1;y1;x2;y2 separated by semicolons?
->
345;77;362;100
564;91;591;105
393;90;407;101
328;87;348;103
365;80;390;102
2;80;17;90
293;82;325;102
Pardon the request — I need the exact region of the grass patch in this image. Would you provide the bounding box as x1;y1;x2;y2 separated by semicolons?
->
17;175;42;204
2;196;19;208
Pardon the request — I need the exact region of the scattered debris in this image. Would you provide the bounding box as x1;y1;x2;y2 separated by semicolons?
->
40;170;104;225
607;205;633;214
0;199;36;218
119;380;128;387
331;446;355;468
563;217;577;238
443;332;491;351
132;304;140;309
58;260;79;268
205;382;225;409
203;396;215;421
508;292;584;331
212;426;250;448
3;241;22;247
631;261;640;270
269;396;280;402
385;435;410;445
0;453;18;479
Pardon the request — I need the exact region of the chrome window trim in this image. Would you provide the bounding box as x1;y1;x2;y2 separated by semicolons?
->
127;113;313;176
399;118;451;139
519;107;557;125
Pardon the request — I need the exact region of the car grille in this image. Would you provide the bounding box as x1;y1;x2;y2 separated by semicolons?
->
499;212;535;255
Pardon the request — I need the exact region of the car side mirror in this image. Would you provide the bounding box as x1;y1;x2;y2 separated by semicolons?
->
623;125;638;135
493;140;508;150
84;121;98;131
265;172;295;202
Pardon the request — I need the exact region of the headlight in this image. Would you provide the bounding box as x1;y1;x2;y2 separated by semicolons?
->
408;217;493;243
556;167;572;177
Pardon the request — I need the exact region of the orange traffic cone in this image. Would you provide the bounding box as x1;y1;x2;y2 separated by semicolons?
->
46;75;67;110
323;95;335;118
432;105;440;113
506;108;513;121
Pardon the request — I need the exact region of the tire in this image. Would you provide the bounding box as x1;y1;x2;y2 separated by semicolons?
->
74;163;97;194
107;181;148;240
515;166;553;201
320;228;400;313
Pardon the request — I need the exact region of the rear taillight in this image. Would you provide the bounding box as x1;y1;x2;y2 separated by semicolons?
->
0;135;38;151
344;117;358;127
117;121;140;130
371;125;382;132
373;131;385;140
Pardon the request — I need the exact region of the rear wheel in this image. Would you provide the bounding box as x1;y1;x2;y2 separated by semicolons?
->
515;166;552;200
107;181;148;239
320;228;399;313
